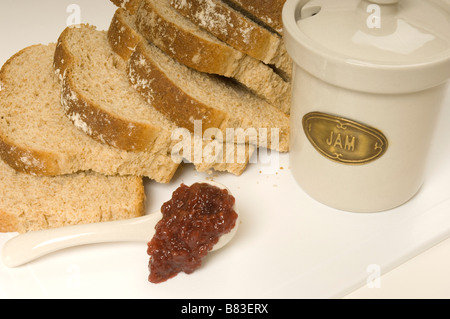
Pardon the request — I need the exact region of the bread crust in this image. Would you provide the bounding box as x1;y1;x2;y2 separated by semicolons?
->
0;135;61;176
54;26;162;152
225;0;286;35
108;8;142;60
129;42;228;133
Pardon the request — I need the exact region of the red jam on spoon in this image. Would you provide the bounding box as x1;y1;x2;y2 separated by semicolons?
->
147;183;238;283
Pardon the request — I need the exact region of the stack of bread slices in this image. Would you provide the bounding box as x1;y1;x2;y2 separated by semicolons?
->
0;0;291;233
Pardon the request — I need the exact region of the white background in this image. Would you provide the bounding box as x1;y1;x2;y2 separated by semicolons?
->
0;0;449;299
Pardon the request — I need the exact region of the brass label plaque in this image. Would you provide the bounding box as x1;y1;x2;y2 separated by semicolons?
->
302;112;388;165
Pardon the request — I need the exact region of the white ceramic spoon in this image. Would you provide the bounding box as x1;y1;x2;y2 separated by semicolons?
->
1;181;239;268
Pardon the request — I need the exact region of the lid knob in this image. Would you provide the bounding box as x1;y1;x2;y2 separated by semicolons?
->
368;0;400;4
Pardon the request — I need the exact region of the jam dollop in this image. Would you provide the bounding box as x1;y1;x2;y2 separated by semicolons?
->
147;183;238;283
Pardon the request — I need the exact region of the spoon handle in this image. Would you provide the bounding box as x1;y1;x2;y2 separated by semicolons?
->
1;214;161;268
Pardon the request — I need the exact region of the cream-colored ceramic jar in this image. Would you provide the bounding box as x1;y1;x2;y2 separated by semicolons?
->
284;0;450;212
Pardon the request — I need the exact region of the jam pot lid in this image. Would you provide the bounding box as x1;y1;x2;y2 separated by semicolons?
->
283;0;450;93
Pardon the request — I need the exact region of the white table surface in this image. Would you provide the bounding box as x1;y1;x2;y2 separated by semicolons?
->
345;238;450;299
0;0;449;299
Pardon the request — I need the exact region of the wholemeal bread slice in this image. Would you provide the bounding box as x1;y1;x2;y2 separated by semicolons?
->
129;39;290;152
134;0;291;112
220;0;292;79
0;159;145;233
54;24;176;153
0;43;178;183
169;0;283;67
108;8;143;60
224;0;286;36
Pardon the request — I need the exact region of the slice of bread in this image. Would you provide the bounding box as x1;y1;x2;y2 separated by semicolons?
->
108;8;143;60
169;0;283;66
55;25;176;154
129;39;290;152
221;0;292;79
0;44;178;183
0;159;145;233
134;0;291;112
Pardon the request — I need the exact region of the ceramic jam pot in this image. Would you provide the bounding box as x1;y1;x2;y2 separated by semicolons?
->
283;0;450;212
